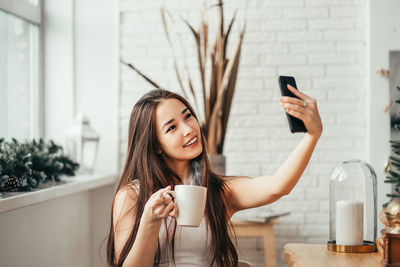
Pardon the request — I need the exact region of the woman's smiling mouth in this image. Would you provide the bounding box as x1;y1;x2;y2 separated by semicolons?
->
183;136;198;147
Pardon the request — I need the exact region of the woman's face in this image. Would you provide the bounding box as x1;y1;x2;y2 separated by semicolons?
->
155;98;203;164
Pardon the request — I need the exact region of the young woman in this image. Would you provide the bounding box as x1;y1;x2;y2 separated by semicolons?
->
107;87;322;267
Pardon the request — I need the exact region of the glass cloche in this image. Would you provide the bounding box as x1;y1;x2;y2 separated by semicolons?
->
328;160;377;252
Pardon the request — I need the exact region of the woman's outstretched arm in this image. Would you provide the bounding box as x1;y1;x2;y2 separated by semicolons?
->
226;85;323;214
113;186;176;267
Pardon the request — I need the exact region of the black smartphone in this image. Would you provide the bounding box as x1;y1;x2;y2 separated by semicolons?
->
278;76;307;133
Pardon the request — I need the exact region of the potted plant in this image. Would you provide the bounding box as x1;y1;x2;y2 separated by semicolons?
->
121;0;245;174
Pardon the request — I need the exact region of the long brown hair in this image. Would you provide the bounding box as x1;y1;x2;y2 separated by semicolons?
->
107;89;238;266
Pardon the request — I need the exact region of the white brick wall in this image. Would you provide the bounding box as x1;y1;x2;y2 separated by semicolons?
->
118;0;367;266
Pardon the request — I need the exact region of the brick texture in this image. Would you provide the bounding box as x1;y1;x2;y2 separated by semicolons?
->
118;0;367;266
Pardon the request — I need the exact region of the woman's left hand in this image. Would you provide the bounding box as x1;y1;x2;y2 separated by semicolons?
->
279;84;323;139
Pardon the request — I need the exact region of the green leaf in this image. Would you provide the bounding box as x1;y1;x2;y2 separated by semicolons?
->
386;170;400;177
387;193;400;198
391;162;400;169
390;156;400;164
390;140;400;147
385;170;400;179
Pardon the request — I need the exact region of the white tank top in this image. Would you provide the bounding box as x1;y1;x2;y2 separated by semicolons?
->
155;217;217;267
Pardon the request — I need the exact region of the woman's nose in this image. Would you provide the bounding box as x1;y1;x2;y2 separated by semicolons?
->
182;123;192;136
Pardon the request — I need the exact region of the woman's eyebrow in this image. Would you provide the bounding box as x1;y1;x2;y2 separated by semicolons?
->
161;108;189;131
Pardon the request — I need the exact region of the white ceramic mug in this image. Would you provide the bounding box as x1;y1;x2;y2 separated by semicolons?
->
166;185;207;227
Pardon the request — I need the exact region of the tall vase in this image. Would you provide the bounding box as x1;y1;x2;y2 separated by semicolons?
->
209;154;226;175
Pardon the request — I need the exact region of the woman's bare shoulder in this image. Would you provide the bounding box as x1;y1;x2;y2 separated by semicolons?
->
112;182;140;246
117;181;139;198
113;181;140;220
222;176;253;196
221;176;249;196
223;175;251;184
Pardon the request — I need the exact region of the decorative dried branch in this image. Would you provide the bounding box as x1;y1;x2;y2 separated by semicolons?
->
161;8;189;99
220;25;245;152
182;18;207;122
224;10;237;53
187;76;201;124
122;1;245;154
377;68;390;78
161;8;171;44
201;7;208;67
120;59;162;89
174;62;189;99
207;25;244;153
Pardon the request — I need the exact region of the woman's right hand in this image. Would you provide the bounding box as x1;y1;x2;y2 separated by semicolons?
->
141;185;178;226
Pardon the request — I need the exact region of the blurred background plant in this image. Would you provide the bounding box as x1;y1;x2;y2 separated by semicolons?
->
0;138;79;192
121;0;245;155
378;64;400;205
385;86;400;205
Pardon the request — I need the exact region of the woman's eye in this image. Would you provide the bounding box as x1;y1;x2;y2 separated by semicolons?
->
167;125;175;133
185;113;192;119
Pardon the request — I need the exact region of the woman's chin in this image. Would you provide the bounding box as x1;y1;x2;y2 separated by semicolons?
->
193;147;203;158
184;146;203;160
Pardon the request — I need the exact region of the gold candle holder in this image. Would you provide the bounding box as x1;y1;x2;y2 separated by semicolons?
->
327;240;377;253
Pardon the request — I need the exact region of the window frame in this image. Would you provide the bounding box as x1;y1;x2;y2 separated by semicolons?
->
0;0;43;139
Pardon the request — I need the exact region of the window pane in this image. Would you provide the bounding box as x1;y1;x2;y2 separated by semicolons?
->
0;9;40;139
24;0;40;7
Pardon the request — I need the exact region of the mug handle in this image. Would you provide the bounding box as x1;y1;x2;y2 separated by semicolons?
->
163;190;175;202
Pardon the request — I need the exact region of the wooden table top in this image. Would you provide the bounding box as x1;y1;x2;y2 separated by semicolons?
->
231;218;278;225
284;243;382;267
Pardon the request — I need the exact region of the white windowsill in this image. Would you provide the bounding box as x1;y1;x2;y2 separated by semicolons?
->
0;172;117;213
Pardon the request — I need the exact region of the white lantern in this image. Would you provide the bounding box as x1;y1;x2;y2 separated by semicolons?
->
65;114;100;174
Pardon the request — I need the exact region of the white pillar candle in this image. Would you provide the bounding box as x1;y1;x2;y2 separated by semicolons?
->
336;199;363;245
